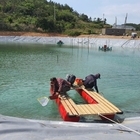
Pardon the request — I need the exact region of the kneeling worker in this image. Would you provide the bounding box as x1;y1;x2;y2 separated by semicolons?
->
50;77;71;96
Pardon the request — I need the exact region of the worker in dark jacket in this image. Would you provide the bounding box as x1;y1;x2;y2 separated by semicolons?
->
83;73;100;93
50;77;71;95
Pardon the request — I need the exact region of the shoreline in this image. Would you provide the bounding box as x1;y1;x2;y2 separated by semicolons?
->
0;31;139;40
1;31;140;48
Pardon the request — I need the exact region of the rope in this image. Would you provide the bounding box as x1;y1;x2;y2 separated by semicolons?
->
98;113;140;136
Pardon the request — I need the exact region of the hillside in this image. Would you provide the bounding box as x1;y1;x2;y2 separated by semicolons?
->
0;0;139;36
0;0;111;36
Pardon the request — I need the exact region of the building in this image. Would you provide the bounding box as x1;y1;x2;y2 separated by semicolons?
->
102;24;136;36
112;24;136;31
102;28;126;36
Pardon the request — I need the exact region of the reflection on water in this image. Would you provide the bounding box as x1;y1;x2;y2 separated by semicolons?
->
0;43;140;120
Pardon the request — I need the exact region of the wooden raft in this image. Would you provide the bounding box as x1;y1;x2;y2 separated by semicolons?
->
59;87;122;117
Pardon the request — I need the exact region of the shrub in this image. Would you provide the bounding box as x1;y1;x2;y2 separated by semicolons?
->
67;30;81;36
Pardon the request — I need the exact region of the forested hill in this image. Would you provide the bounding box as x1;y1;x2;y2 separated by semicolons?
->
0;0;140;36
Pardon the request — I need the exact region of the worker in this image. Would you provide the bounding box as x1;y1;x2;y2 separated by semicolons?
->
83;73;100;93
50;77;71;96
66;74;76;86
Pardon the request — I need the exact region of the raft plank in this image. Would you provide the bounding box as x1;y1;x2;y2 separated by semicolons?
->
66;98;82;115
92;104;115;114
77;104;116;115
79;104;93;114
77;105;90;114
66;97;90;115
74;103;86;115
87;104;108;114
63;98;78;115
61;100;73;116
82;88;122;113
60;96;79;116
88;91;120;113
83;104;97;114
86;91;116;113
77;105;98;115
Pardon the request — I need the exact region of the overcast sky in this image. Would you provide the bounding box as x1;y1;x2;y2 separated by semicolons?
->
54;0;140;25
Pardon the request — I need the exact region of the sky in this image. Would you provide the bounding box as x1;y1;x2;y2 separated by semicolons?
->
53;0;140;25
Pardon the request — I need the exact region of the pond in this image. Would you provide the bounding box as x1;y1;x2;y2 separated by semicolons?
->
0;43;140;121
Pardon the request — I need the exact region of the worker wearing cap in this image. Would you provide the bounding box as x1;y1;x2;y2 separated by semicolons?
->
83;73;100;93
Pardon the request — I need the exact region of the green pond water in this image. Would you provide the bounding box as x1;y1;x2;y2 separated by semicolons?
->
0;43;140;121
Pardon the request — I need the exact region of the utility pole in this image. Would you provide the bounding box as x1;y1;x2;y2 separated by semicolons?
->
115;16;117;28
54;3;56;23
103;13;104;24
124;13;128;29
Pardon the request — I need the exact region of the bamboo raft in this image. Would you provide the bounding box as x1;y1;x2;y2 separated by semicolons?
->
63;88;121;114
51;85;123;122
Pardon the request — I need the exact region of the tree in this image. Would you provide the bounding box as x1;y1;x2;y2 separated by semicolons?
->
79;14;89;22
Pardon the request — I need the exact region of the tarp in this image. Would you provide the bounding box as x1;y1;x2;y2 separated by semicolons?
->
0;36;140;48
0;115;140;140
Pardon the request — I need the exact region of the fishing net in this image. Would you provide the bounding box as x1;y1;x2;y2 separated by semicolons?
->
37;97;49;106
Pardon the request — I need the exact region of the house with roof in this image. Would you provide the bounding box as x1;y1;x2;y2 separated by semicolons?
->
102;14;136;36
